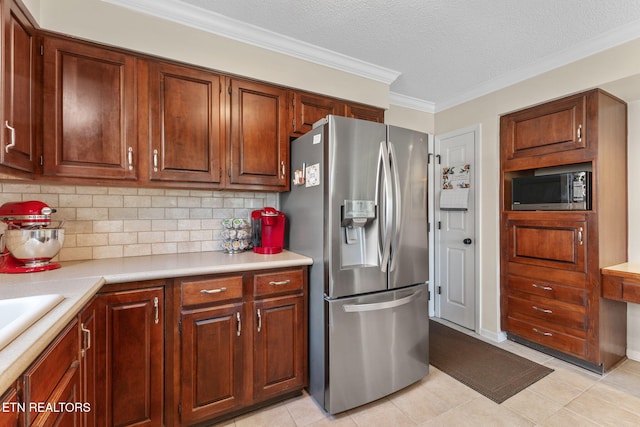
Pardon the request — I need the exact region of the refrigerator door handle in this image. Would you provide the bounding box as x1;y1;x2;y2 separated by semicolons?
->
387;142;402;272
342;289;423;312
378;141;393;272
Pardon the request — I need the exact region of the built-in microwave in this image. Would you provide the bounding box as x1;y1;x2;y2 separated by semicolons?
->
511;171;591;210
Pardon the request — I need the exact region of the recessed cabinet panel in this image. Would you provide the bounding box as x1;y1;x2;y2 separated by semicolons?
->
148;62;222;184
1;3;37;173
180;303;245;424
507;218;587;273
229;79;288;190
502;93;586;161
291;92;342;135
43;37;137;180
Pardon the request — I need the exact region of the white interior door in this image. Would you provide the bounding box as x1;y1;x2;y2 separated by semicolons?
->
435;126;478;331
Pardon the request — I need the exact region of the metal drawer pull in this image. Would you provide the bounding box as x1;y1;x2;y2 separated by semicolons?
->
532;305;553;314
153;297;159;324
153;149;159;172
4;121;15;153
200;287;227;294
533;328;553;337
257;308;262;332
81;323;91;358
532;283;553;291
236;312;241;336
128;147;134;170
577;124;582;142
578;227;583;245
269;280;291;286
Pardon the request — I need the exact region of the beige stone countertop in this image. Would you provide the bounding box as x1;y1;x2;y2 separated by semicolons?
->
0;250;312;394
601;262;640;278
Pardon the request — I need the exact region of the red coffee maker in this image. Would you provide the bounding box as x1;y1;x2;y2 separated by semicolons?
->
251;207;285;254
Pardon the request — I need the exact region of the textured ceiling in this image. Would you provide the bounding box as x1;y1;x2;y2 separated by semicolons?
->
114;0;640;111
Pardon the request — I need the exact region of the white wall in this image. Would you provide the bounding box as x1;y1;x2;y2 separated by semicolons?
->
436;39;640;358
627;101;640;360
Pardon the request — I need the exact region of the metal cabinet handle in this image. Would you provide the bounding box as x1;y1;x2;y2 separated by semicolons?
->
281;161;286;178
532;283;553;291
153;149;159;172
532;305;553;314
236;312;241;336
257;308;262;332
200;287;227;294
127;147;134;170
81;323;91;358
578;227;583;245
533;328;553;337
268;280;291;286
153;297;159;325
577;124;582;142
4;121;15;153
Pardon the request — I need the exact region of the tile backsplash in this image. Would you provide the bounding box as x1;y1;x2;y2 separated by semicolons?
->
0;182;278;262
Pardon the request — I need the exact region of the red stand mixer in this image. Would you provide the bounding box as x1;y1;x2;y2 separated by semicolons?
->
0;201;64;273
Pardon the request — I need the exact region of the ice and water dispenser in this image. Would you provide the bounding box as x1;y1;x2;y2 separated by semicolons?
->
340;200;377;267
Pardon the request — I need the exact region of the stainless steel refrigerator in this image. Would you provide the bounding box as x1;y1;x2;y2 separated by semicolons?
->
280;115;430;414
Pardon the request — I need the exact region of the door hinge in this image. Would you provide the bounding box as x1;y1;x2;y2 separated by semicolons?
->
428;290;431;301
428;222;431;233
428;153;433;164
437;286;442;295
219;167;222;178
178;318;182;334
228;85;232;95
39;155;44;166
437;221;441;230
40;45;44;56
178;402;182;417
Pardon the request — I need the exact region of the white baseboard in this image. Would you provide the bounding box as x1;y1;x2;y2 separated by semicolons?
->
627;348;640;362
479;328;507;343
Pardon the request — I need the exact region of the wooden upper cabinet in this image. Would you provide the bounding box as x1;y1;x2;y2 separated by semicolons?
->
290;91;342;135
1;0;37;174
228;78;289;191
344;102;384;123
144;60;223;185
42;36;137;180
501;92;587;167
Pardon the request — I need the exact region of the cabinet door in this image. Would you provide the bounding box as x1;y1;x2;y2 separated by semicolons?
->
0;385;19;427
344;103;384;123
180;303;246;425
42;37;137;180
228;79;289;191
290;91;342;135
501;93;586;161
23;321;81;427
96;287;164;427
147;61;223;184
79;299;97;427
1;0;37;173
253;294;305;401
506;217;587;273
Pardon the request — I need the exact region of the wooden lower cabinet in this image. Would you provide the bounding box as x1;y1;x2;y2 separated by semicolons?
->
22;320;82;427
180;302;246;425
95;284;165;427
0;385;19;427
176;267;308;426
252;294;306;401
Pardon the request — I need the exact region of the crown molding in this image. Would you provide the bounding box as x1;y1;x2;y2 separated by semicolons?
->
102;0;401;85
389;92;435;113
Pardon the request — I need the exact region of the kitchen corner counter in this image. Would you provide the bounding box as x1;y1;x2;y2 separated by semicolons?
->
601;262;640;304
0;250;312;394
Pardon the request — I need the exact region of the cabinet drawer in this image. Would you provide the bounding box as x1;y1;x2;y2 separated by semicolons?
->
506;316;586;358
507;295;586;331
182;276;243;306
253;269;303;297
507;275;586;305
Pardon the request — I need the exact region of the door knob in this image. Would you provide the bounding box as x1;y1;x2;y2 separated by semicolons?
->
463;238;472;245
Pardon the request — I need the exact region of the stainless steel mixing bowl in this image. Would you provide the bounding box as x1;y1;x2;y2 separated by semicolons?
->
3;228;64;267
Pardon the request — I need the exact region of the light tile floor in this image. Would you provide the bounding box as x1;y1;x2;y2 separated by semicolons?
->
214;321;640;426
